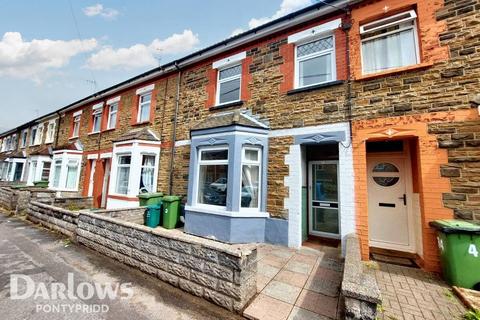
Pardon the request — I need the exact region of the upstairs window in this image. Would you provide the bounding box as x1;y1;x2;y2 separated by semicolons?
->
45;121;55;144
72;115;81;138
137;93;151;123
21;130;28;148
295;36;335;88
34;125;43;145
360;10;419;74
197;148;229;207
10;134;17;150
217;64;241;105
30;127;37;146
107;102;118;129
91;108;102;133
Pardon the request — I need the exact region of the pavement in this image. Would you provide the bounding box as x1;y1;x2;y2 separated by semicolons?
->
374;262;466;320
243;243;343;320
0;212;242;320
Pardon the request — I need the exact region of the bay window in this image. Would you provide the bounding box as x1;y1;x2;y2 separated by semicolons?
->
360;10;419;74
107;103;118;129
115;155;131;195
295;36;335;88
140;155;155;193
241;147;261;209
137;93;151;123
49;152;82;191
217;65;241;105
197;148;229;207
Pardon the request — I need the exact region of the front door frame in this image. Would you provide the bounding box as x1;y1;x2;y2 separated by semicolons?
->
367;150;416;253
308;160;341;239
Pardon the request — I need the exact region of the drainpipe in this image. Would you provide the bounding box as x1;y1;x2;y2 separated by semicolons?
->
53;112;61;150
342;9;353;145
157;71;169;179
168;63;182;195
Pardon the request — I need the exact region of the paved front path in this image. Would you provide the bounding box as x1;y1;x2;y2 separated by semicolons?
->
375;262;466;320
244;243;343;320
0;212;242;320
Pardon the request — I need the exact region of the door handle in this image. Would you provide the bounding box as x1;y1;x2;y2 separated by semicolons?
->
398;194;406;205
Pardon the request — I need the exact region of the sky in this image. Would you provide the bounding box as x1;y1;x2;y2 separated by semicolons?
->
0;0;317;133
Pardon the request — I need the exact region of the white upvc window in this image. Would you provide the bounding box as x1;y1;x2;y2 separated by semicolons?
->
21;130;28;148
216;64;242;105
34;125;43;145
30;127;37;146
107;102;118;129
91;108;102;133
137;93;151;123
115;154;131;195
360;10;420;74
72;115;81;138
49;153;82;191
240;147;262;210
139;154;156;193
10;134;17;150
196;147;229;208
45;121;56;144
295;35;336;88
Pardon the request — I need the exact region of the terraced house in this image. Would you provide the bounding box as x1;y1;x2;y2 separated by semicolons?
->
1;0;479;274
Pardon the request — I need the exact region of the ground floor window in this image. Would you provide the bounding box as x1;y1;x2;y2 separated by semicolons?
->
49;152;82;191
197;148;229;207
140;155;155;193
241;147;261;209
115;155;131;195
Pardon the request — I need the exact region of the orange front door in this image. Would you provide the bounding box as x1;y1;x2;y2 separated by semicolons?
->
92;160;106;208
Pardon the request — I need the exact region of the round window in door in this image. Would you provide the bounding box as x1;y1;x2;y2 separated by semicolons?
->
372;163;400;187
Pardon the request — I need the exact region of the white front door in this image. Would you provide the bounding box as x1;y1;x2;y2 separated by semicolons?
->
368;157;414;252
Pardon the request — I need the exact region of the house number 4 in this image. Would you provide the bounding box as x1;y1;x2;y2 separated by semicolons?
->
468;244;479;258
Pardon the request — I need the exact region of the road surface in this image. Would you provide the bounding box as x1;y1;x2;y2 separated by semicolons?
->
0;212;243;320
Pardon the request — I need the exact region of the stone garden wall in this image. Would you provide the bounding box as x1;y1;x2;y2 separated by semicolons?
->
0;186;17;211
77;211;257;312
0;186;56;214
27;201;79;239
342;233;381;320
53;196;93;211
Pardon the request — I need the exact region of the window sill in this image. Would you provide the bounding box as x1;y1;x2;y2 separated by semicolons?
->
209;100;244;111
132;121;151;126
69;136;79;140
356;62;434;81
287;80;345;95
88;131;100;136
185;205;269;218
103;128;116;133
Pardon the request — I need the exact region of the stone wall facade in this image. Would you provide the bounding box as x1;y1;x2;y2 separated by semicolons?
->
77;212;257;312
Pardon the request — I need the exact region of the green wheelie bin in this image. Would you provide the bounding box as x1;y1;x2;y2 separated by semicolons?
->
145;204;162;228
162;196;181;229
138;192;163;206
430;219;480;289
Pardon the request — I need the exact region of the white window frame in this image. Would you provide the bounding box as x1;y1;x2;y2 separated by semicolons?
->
195;146;229;210
294;35;336;89
137;92;152;123
45;121;56;144
215;64;242;106
48;152;82;191
240;146;262;212
30;127;38;146
72;115;81;138
106;102;118;130
115;153;132;195
21;130;28;148
10;134;17;150
91;108;103;133
360;10;420;75
34;125;43;145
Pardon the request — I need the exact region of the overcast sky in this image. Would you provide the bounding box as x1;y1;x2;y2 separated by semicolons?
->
0;0;316;133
